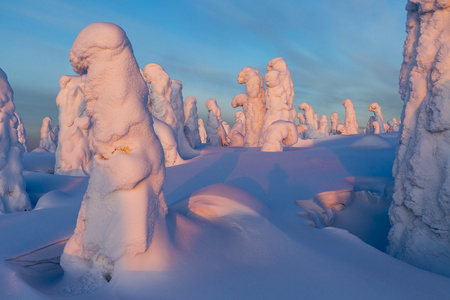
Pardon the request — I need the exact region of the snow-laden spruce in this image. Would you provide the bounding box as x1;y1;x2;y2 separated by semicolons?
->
342;99;359;134
330;112;339;135
0;68;30;214
198;118;207;144
235;66;265;147
388;0;450;277
39;117;57;152
170;79;199;159
368;102;387;133
14;112;28;152
228;111;246;147
54;75;92;176
298;102;324;138
318;115;329;137
60;23;170;286
183;96;201;148
206;98;228;146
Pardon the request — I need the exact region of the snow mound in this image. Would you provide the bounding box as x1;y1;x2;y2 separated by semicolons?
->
349;135;393;149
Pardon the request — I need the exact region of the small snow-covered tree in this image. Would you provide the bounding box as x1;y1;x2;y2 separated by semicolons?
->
236;66;265;147
330;112;339;135
39;117;57;152
342;99;359;134
61;23;170;285
0;68;30;214
261;120;298;152
184;96;201;148
206;98;228;146
198;118;207;144
54;75;92;176
228;111;246;147
14;112;28;152
318;115;329;137
388;1;450;277
368;102;386;133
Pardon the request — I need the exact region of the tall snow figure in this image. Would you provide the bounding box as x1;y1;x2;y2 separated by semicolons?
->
39;117;57;152
60;23;169;284
236;66;265;147
388;1;450;277
0;68;30;214
342;99;359;134
266;57;296;122
14;112;28;152
205;98;228;146
54;75;92;176
183;96;201;148
368;102;387;133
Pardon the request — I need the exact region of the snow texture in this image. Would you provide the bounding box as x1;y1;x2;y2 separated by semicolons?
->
206;98;228;146
369;102;386;133
60;22;169;287
54;75;92;176
170;80;199;159
198;118;207;144
261;120;298;152
14;112;28;152
342;99;359;134
183;96;201;148
0;68;30;214
39;117;57;152
389;0;450;277
236;66;266;147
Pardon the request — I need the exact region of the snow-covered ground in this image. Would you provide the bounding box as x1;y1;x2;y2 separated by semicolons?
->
1;132;449;299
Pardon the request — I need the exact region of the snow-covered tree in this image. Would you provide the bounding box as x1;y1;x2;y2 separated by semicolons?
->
228;111;246;147
342;99;359;134
54;75;92;176
184;96;201;148
39;117;57;152
14;112;28;152
330;112;339;135
236;66;265;147
388;1;450;277
198;118;207;144
206;98;228;146
318;115;329;137
61;23;170;285
261;120;298;152
387;118;400;132
368;102;386;133
0;68;30;214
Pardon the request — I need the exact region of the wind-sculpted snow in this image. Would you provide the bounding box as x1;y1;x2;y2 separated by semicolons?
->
261;120;298;152
389;1;450;277
342;99;359;134
368;103;386;134
236;67;265;147
206;98;228;146
39;117;57;153
60;22;169;288
54;75;92;176
184;96;201;148
261;67;296;139
0;68;30;214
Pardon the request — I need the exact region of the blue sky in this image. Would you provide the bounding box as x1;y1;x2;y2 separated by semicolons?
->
0;0;406;149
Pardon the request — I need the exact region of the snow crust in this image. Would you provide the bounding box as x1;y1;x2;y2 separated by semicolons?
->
54;75;92;176
0;68;30;214
60;22;169;286
388;0;450;277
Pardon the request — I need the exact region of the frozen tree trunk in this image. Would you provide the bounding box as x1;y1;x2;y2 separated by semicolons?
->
61;23;170;285
388;1;450;277
39;117;57;152
236;67;266;147
206;98;228;146
184;96;201;148
342;99;359;134
0;68;30;214
198;118;207;144
54;75;92;176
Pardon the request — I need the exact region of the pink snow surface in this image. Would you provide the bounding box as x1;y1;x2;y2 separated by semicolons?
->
1;133;450;299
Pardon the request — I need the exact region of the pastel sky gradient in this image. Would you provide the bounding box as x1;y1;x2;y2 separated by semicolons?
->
0;0;406;149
